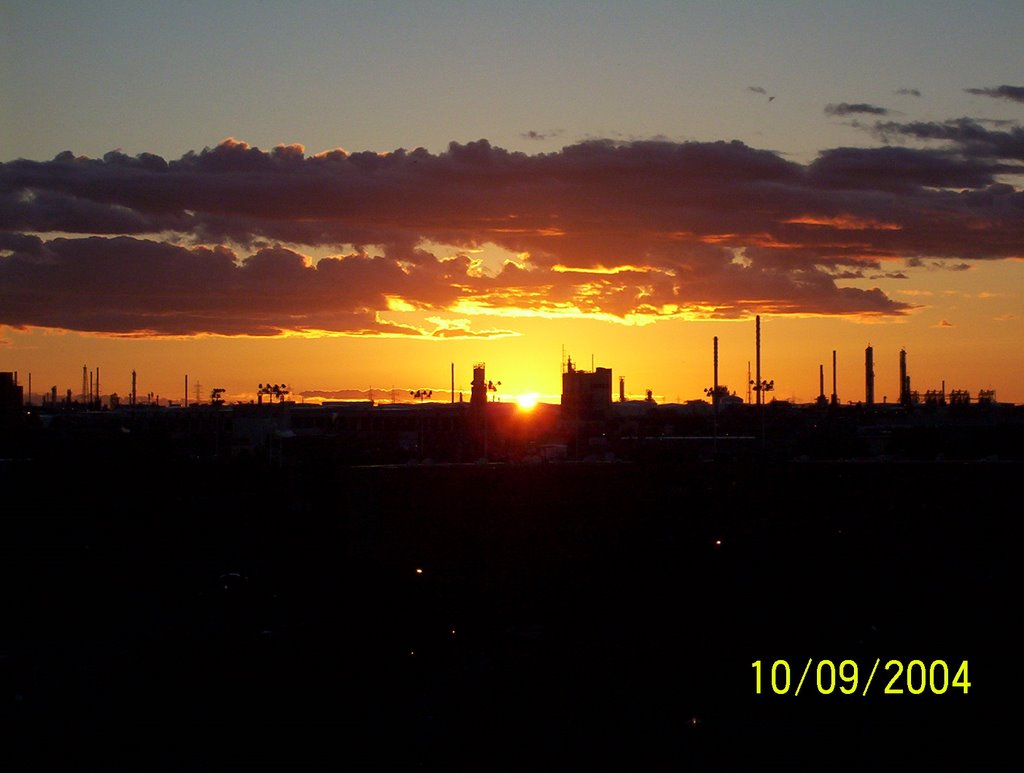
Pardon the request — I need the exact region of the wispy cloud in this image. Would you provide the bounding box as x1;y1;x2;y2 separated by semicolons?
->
895;88;922;97
905;258;974;271
747;86;774;102
297;388;459;403
520;129;563;141
825;102;890;117
964;85;1024;104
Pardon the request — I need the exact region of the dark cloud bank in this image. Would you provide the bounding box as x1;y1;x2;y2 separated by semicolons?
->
2;121;1024;337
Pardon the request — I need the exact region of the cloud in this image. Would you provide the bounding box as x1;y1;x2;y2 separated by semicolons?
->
521;130;563;141
297;388;453;404
905;258;973;272
0;237;460;337
964;85;1024;104
807;145;1004;190
298;388;452;403
298;388;375;401
895;88;922;97
869;117;1024;160
4;133;1024;336
747;86;774;102
421;316;520;338
825;103;890;117
935;319;954;328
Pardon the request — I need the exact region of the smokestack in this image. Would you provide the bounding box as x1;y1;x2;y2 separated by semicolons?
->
713;336;719;404
865;345;875;405
185;374;189;408
755;315;761;406
131;369;137;407
899;349;908;405
451;363;455;404
819;364;825;401
831;350;838;406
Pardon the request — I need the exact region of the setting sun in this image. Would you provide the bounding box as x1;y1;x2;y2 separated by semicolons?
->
515;392;540;410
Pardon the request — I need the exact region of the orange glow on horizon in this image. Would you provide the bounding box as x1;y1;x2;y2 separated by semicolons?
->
515;392;540;410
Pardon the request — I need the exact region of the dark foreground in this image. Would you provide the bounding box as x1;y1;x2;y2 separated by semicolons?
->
0;459;1017;768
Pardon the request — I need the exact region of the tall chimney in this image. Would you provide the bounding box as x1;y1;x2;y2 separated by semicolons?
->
830;350;838;406
713;336;719;404
865;345;875;405
899;349;908;405
619;375;625;403
755;315;762;406
819;364;825;401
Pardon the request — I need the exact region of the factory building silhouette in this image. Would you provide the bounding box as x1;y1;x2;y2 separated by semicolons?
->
561;356;612;421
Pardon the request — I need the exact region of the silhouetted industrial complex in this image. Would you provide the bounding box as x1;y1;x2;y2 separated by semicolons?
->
3;316;1020;464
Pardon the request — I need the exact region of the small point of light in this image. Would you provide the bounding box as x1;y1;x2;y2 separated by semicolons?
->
713;539;722;547
409;650;415;656
450;629;456;635
415;568;423;574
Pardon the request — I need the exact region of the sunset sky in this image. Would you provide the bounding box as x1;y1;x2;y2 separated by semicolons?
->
3;1;1023;405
